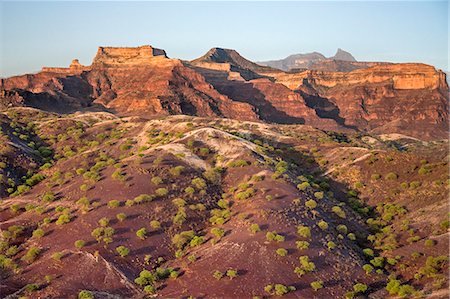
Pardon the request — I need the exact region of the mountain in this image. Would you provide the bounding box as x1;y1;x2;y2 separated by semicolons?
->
0;45;448;298
258;48;381;72
0;45;448;139
330;48;357;61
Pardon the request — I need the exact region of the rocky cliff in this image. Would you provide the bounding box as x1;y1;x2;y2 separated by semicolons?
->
271;63;448;138
0;45;448;139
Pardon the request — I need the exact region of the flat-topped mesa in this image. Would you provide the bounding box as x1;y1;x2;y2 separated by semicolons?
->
91;45;167;67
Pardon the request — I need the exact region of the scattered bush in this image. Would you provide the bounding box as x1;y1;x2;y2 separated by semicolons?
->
108;200;120;208
226;268;238;279
21;247;41;263
32;228;45;238
213;270;223;280
385;172;398;180
116;245;130;257
266;231;285;242
191;177;207;190
332;206;346;218
297;182;310;191
276;248;288;256
211;227;225;239
297;225;311;238
310;280;324;291
136;228;147;240
74;240;86;249
155;188;169;197
227;160;249;167
150;220;161;230
116;213;127;222
249;223;261;234
296;240;310;250
151;176;163;185
353;283;368;293
78;290;94;299
305;199;317;209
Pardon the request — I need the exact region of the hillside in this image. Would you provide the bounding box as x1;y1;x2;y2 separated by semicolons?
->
0;108;448;298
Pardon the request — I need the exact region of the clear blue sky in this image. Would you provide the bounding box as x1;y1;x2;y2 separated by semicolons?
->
0;1;448;77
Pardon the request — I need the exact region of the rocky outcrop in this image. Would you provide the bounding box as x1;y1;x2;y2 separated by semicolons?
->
92;45;167;67
272;63;449;138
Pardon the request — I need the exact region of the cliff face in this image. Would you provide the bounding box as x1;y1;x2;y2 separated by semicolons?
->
92;45;167;67
0;45;448;139
272;63;449;138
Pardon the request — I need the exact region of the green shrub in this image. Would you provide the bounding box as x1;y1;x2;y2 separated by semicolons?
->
418;166;430;175
52;251;64;261
189;236;204;247
266;231;285;242
385;172;398;180
150;220;161;230
32;228;45;238
297;225;311;238
424;239;436;247
56;213;71;225
116;213;127;222
134;194;154;203
249;223;261;234
226;269;238;279
317;220;328;230
353;283;368;293
155;188;168;197
363;248;375;257
314;191;324;199
184;186;195;195
136;228;147;240
41;191;55;202
297;182;310;191
327;241;336;250
311;280;323;291
211;227;225;239
305;199;317;209
191;177;207;190
332;206;346;218
296;240;310;250
108;200;120;208
213;270;223;280
78;290;94;299
74;240;86;249
151;176;163;185
363;264;374;274
21;247;41;263
169;166;185;176
98;217;109;227
336;224;348;234
227;160;249;167
371;173;381;180
276;248;288;256
172;230;196;249
116;245;130;257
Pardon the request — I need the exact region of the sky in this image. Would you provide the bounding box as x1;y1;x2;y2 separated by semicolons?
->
0;1;448;77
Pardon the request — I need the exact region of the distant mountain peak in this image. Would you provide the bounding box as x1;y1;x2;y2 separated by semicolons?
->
331;48;356;62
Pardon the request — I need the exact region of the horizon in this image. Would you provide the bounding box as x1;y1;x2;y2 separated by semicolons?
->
0;1;448;77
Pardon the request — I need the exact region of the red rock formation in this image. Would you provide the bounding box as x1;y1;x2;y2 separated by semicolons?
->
0;45;448;139
270;63;448;138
